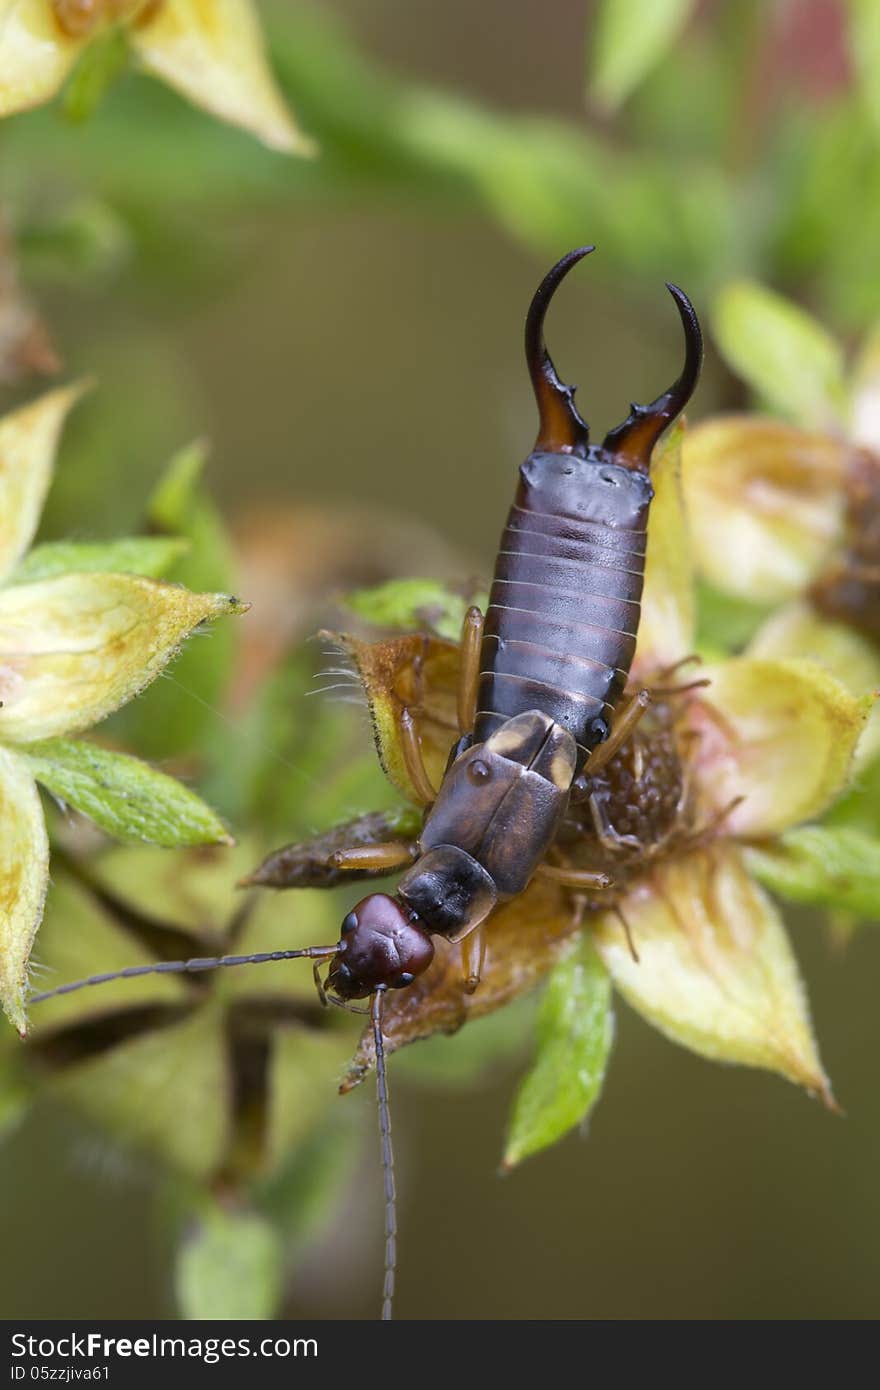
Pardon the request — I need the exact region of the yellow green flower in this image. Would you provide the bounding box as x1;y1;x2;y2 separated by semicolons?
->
681;280;880;767
340;424;874;1156
0;0;313;153
0;385;245;1031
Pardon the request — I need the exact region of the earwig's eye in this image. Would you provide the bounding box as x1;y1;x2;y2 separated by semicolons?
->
589;717;609;744
394;972;415;988
341;911;358;935
467;758;491;784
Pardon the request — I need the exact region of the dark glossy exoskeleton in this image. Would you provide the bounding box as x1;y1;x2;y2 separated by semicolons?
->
29;249;702;1318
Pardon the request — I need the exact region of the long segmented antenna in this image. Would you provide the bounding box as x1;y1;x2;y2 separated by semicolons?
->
602;282;702;472
525;246;594;456
27;945;339;1005
372;988;397;1322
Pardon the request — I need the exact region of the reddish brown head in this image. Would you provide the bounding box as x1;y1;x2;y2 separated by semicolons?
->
325;894;435;1000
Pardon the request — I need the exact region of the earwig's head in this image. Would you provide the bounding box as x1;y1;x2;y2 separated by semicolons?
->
325;893;435;1001
525;247;702;474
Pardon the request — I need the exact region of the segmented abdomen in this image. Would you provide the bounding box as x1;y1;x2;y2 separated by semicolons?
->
475;493;648;770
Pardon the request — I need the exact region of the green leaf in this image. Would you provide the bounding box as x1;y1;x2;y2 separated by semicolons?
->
502;937;613;1170
343;578;479;641
847;0;880;141
175;1205;283;1321
22;737;232;847
0;1046;30;1140
746;825;880;923
62;27;130;125
589;0;697;111
10;537;189;585
256;1112;362;1250
711;280;848;430
826;752;880;838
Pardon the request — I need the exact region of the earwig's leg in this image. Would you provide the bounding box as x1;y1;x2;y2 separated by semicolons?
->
242;811;414;890
586;689;652;774
399;706;438;805
329;841;419;872
461;926;486;995
588;793;643;854
456;605;484;735
536;863;613;890
649;677;711;697
313;960;330;1008
613;904;640;964
325;994;372;1017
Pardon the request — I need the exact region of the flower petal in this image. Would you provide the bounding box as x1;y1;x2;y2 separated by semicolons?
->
130;0;314;154
0;0;87;117
593;846;833;1103
849;320;880;451
0;382;87;585
341;876;580;1090
335;631;460;802
0;572;245;741
748;601;880;768
681;416;848;604
689;656;871;837
711;280;848;430
0;744;47;1033
634;420;695;675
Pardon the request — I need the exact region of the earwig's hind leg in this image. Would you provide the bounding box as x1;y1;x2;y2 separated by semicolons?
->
456;605;484;735
399;706;438;806
461;926;486;995
586;688;652;775
588;793;643;853
329;842;419;872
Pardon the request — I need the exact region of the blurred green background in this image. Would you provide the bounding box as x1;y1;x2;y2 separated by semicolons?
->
1;0;879;1320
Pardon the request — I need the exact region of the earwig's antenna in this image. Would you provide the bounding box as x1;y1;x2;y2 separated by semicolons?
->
27;945;339;1006
525;247;594;457
602;282;702;472
372;988;397;1322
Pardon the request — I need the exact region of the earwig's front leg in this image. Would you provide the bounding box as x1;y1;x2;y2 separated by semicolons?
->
456;605;484;735
460;925;486;995
399;706;438;805
588;792;643;853
586;688;652;775
329;842;419;872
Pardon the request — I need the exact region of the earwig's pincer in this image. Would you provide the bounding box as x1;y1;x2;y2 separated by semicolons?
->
525;245;594;456
602;280;703;472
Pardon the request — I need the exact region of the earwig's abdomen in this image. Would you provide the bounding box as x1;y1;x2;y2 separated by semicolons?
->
475;451;653;770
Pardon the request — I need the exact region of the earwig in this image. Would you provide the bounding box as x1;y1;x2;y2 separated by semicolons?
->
29;249;702;1319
